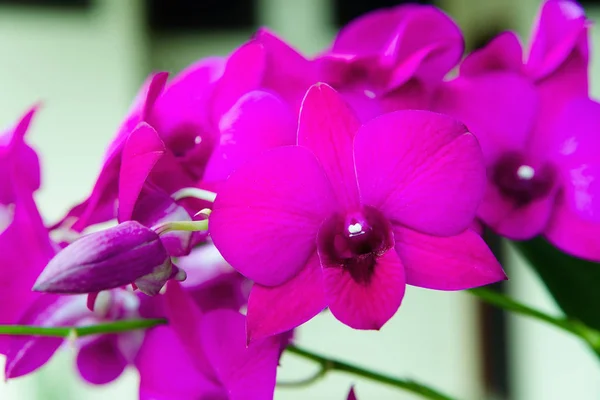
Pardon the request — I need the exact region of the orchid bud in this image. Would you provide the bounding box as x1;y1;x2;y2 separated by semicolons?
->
33;221;171;294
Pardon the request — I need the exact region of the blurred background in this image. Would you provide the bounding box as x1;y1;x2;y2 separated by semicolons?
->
0;0;599;398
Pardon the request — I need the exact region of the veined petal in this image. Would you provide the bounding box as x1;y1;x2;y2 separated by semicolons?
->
460;31;524;76
76;335;127;385
5;294;90;379
394;227;506;290
33;221;169;294
204;90;296;182
118;123;165;222
200;310;281;400
210;146;336;286
247;253;325;341
298;83;361;210
323;248;405;330
136;326;224;400
354;110;485;236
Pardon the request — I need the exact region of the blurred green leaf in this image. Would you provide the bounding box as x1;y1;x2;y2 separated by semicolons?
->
514;238;600;332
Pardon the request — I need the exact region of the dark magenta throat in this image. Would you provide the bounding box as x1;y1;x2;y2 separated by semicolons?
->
317;206;393;284
492;152;556;206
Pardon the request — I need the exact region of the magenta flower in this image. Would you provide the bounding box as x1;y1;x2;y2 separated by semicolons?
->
256;4;463;121
433;0;600;259
0;107;56;354
210;84;505;339
136;282;283;400
4;290;145;383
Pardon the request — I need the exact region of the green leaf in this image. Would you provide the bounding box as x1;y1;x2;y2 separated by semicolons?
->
514;237;600;332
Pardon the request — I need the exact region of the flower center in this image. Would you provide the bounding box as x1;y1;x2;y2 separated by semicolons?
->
164;124;214;179
317;206;393;284
492;152;556;206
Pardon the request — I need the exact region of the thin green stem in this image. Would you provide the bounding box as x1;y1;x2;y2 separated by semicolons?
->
469;287;600;353
0;318;167;338
154;219;209;235
285;345;457;400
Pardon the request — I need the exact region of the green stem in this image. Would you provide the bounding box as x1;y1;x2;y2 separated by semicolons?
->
469;287;600;353
285;345;457;400
0;318;167;338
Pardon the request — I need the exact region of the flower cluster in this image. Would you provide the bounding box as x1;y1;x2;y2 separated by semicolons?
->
0;0;597;398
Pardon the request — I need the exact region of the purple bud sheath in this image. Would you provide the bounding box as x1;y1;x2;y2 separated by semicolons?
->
33;221;171;294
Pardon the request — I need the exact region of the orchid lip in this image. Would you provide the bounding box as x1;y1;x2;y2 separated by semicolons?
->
491;152;556;206
317;206;394;284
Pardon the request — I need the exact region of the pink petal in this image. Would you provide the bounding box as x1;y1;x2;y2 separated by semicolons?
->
0;185;55;353
200;310;281;400
136;326;223;400
210;146;336;286
478;181;556;240
76;335;127;385
247;253;326;341
433;73;537;163
298;83;361;210
211;41;265;124
348;387;358;400
532;98;600;223
389;5;463;86
323;248;405;330
460;31;524;76
526;0;588;81
354;110;486;236
5;295;90;378
162;281;213;378
545;194;600;262
204;90;296;182
254;28;316;115
151;57;225;133
394;227;506;290
118;122;166;222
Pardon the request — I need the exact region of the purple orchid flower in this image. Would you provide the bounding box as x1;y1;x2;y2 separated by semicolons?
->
433;0;600;260
136;281;284;400
255;4;463;122
0;107;57;355
210;83;505;340
347;387;358;400
4;289;145;384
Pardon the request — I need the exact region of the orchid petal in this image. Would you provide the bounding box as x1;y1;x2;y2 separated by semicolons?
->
76;335;128;385
247;253;325;341
204;90;296;182
394;227;506;290
298;83;361;209
201;310;281;400
323;248;405;330
118;123;166;222
354;110;485;236
460;31;524;76
210;146;336;286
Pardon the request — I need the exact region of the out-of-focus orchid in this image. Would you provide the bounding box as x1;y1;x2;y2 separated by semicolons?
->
255;4;463;121
136;282;284;400
0;107;56;354
434;0;600;261
210;83;505;339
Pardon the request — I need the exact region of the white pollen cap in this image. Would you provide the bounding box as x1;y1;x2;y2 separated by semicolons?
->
348;223;363;234
517;165;535;180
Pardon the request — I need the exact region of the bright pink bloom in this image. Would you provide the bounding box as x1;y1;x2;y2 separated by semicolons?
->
136;282;283;400
434;0;600;260
256;4;463;121
0;108;56;354
210;84;505;339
